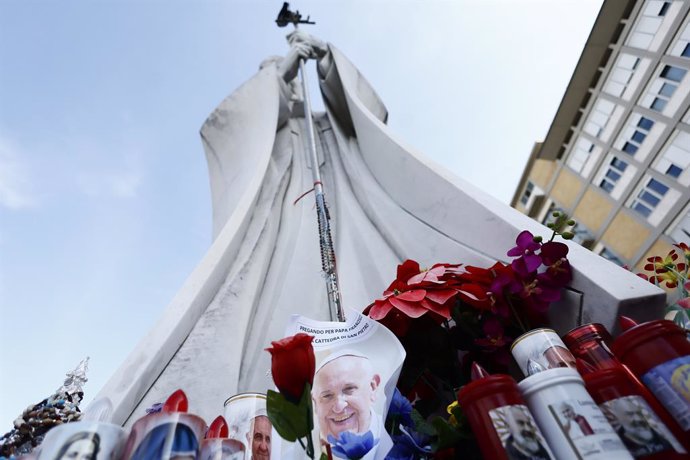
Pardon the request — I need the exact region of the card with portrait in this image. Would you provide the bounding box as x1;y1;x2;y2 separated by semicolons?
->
281;308;406;460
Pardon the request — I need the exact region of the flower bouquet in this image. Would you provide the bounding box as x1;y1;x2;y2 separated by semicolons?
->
264;213;578;459
363;213;574;412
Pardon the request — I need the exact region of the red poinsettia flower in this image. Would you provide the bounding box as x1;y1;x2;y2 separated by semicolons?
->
367;260;461;325
408;265;448;285
456;283;494;310
362;304;414;337
396;259;423;284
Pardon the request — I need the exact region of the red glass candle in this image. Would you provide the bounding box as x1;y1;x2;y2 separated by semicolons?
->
568;322;689;445
583;367;689;458
612;320;690;436
200;416;247;460
563;323;618;369
457;372;553;460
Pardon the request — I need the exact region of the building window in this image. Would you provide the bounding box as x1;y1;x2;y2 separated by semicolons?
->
667;164;682;177
599;156;629;194
572;223;596;249
683;43;690;58
600;247;624;266
638;117;654;130
626;0;680;51
659;1;671;16
583;99;619;141
567;136;601;177
641;64;688;115
671;20;690;58
651;97;668;111
603;53;647;100
667;204;690;243
631;130;646;143
541;204;558;225
520;182;534;206
617;115;655;157
653;130;690;183
623;142;638;154
660;64;687;82
630;177;669;218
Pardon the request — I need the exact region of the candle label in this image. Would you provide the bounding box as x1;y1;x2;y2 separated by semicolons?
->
488;404;553;460
199;439;247;460
124;413;207;460
599;395;686;457
511;328;577;377
641;355;690;430
37;422;127;460
547;398;628;458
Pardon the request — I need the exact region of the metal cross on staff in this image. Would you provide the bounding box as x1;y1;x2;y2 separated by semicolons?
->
276;3;345;322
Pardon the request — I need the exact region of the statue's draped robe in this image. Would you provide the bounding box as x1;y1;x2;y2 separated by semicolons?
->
95;45;664;426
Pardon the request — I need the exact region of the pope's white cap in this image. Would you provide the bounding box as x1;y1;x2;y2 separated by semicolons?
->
315;349;369;374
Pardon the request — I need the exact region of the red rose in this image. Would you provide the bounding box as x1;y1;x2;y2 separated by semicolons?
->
265;333;315;402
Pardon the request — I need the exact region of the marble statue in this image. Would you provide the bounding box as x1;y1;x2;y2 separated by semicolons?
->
93;31;665;426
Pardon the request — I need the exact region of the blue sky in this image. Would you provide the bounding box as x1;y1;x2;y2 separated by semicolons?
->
0;0;603;428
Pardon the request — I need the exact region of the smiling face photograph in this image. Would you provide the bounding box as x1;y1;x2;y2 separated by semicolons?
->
284;311;405;460
312;352;381;441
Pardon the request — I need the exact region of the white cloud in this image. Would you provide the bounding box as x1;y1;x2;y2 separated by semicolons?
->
0;138;37;209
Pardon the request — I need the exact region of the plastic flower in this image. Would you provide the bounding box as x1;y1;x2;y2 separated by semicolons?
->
508;230;542;276
644;250;687;288
516;277;562;312
474;317;509;350
455;264;505;311
265;333;315;402
367;260;460;322
387;388;414;427
386;426;432;460
446;401;460;427
540;257;572;286
675;242;690;262
327;431;378;460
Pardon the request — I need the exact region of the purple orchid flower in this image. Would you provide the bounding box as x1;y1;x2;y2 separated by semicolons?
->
508;231;542;276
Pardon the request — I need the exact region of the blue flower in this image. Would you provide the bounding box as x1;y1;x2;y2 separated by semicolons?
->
385;426;432;459
327;430;379;459
387;388;414;427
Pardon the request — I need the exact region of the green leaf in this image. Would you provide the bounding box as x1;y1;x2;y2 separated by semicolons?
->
319;454;329;460
430;416;463;452
411;409;436;436
266;385;313;442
